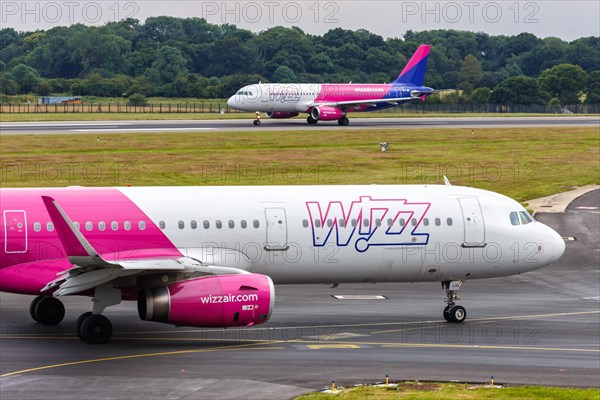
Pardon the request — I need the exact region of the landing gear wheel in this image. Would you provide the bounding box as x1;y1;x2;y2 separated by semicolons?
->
447;305;466;323
307;116;318;125
34;296;65;325
253;119;261;126
79;314;113;344
337;117;349;126
29;295;44;322
443;305;452;322
76;312;93;340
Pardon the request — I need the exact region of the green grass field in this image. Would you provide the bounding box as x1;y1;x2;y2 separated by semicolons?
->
296;382;600;399
1;127;598;201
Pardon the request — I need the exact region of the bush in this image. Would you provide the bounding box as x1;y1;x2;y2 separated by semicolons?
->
127;93;147;106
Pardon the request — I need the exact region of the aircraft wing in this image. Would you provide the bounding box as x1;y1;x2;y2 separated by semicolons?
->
41;196;248;296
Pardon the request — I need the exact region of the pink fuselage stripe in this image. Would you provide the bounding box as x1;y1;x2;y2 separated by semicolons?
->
0;188;180;294
314;84;392;105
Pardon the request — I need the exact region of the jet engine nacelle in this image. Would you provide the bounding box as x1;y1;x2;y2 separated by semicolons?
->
266;111;299;119
310;106;344;121
138;274;274;327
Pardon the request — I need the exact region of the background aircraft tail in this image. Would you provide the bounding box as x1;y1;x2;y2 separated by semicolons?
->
393;44;431;86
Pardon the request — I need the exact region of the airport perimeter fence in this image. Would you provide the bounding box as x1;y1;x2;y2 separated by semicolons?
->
1;102;599;114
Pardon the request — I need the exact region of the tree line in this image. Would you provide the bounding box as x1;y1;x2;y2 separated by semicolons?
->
1;17;599;105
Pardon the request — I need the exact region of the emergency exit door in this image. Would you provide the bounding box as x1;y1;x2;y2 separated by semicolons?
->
4;210;28;253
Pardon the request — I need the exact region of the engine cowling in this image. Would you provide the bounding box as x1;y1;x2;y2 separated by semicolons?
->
310;106;344;121
266;111;299;119
138;274;274;327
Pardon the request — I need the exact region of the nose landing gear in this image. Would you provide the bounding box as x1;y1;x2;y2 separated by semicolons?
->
253;111;261;126
442;280;466;323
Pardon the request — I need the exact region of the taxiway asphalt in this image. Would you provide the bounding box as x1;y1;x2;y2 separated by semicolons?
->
1;116;598;135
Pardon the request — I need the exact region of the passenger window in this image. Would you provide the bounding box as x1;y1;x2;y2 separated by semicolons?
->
411;218;417;226
375;218;381;227
435;218;441;226
510;212;520;226
302;219;308;228
363;218;369;227
33;222;41;232
111;221;118;231
520;211;533;225
351;219;357;227
158;221;165;230
85;221;93;231
327;219;333;228
203;220;210;229
124;221;131;231
138;221;146;230
447;218;453;226
216;220;222;229
253;220;260;228
387;218;393;227
241;220;247;229
339;219;345;228
47;222;54;232
98;221;106;231
178;220;184;229
399;218;406;226
423;218;429;226
191;220;197;229
228;220;234;229
314;219;321;228
74;221;80;230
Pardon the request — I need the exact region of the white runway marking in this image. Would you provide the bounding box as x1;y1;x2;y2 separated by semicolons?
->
72;128;216;132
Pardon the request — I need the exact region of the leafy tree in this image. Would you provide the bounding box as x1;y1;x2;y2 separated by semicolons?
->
490;76;546;104
585;71;600;104
471;87;492;104
311;53;335;74
273;66;296;83
8;64;41;93
151;46;188;83
0;76;19;94
460;55;483;86
538;64;587;105
36;80;51;96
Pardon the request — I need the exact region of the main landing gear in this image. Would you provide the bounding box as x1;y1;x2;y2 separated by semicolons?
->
30;285;121;344
337;117;349;126
442;280;466;323
75;285;121;344
30;295;65;325
307;116;318;125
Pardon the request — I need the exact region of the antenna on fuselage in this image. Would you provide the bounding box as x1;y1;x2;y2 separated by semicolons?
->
443;175;452;186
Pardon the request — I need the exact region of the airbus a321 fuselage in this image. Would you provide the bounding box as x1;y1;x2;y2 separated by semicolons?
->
0;184;565;344
227;45;435;125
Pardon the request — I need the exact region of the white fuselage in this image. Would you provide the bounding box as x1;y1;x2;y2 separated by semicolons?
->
118;184;564;284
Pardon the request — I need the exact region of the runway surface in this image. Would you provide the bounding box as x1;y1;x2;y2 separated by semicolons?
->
0;190;598;399
1;116;598;134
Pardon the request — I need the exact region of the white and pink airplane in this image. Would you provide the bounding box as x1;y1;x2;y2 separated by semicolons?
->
227;44;436;125
0;184;565;344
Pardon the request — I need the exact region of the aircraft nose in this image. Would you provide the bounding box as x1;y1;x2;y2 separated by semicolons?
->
550;228;566;261
227;96;235;108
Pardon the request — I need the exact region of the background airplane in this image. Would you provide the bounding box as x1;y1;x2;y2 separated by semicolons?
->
0;184;564;344
227;44;435;125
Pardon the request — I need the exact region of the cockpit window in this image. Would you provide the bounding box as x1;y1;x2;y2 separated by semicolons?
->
519;211;533;225
236;90;253;96
510;212;520;225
